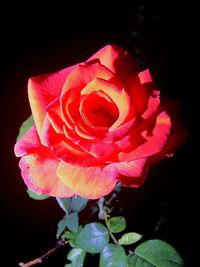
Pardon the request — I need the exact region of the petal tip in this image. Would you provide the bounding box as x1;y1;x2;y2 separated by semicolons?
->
138;69;153;84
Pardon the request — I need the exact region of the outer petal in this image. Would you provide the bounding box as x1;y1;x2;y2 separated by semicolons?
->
114;158;149;187
87;44;136;79
19;154;74;197
152;122;188;162
125;74;151;115
118;111;171;161
142;90;160;119
138;69;153;84
28;65;76;137
14;125;47;157
15;125;74;197
151;100;188;161
57;161;118;199
57;158;149;199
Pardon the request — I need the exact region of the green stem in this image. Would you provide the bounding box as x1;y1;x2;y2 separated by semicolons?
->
98;197;119;246
104;212;120;246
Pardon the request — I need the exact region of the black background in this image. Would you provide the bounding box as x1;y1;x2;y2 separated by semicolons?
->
1;1;199;266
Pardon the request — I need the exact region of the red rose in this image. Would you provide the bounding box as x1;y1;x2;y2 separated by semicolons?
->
14;45;185;199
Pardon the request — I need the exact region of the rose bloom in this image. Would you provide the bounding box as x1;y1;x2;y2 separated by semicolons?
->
14;45;186;199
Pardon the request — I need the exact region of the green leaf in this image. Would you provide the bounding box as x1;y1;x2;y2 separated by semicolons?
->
70;196;88;212
119;232;142;245
126;254;139;266
56;198;70;213
63;231;78;241
66;248;86;267
69;239;78;248
114;182;122;192
100;243;128;267
16;115;34;141
62;231;78;248
107;216;126;233
56;213;79;238
27;189;49;200
65;212;79;233
63;226;83;248
56;196;88;214
76;223;109;253
57;217;68;239
127;239;184;267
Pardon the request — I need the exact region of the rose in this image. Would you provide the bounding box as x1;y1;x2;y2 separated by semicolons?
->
14;44;185;199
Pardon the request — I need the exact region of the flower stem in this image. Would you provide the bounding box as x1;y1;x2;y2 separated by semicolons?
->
18;240;68;267
104;212;119;246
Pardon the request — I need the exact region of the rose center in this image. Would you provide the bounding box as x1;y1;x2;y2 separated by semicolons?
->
81;92;119;128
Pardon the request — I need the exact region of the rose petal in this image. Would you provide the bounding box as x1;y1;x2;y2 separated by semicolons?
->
152;100;188;161
61;62;114;96
126;73;157;115
61;90;80;130
19;154;74;197
80;91;118;128
104;118;136;142
138;69;153;84
78;140;117;160
28;65;76;137
57;161;117;199
14;125;48;157
51;138;103;167
60;63;113;131
87;44;136;79
74;121;96;140
45;97;64;133
152;123;188;162
142;91;160;119
15;125;74;197
81;78;130;130
41;115;63;146
114;158;149;187
118;111;171;161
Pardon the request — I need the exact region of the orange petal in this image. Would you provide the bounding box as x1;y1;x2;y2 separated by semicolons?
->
61;90;80;130
114;158;149;187
14;125;48;157
119;111;171;161
80;91;118;128
51;138;105;167
15;125;74;197
19;153;74;197
104;118;135;142
81;78;130;130
74;121;96;140
126;73;157;115
152;100;188;161
41;116;63;146
45;97;64;133
87;44;136;79
61;62;114;96
28;65;76;137
57;161;117;199
142;90;160;119
78;140;117;160
138;69;153;84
